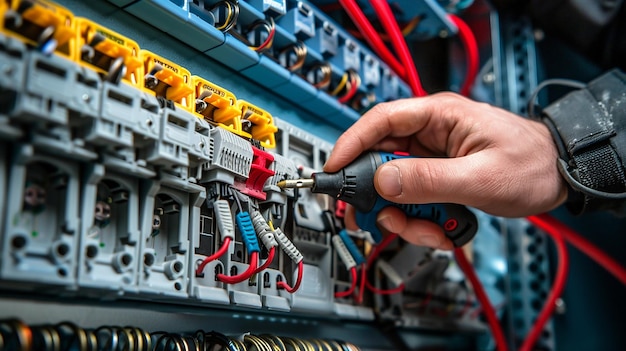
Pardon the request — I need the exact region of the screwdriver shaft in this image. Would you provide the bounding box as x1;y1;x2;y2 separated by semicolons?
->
277;179;315;189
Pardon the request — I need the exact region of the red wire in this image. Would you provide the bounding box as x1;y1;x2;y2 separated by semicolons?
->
277;260;304;293
195;237;232;276
337;73;359;104
537;213;626;285
335;267;358;298
454;248;509;351
448;14;479;97
369;0;426;96
523;215;570;351
365;279;405;294
356;264;367;303
255;24;275;52
338;0;407;80
359;234;405;297
217;252;259;284
254;246;276;274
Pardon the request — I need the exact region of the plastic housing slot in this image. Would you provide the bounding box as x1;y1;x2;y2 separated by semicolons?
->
140;191;188;296
2;154;79;287
79;170;139;293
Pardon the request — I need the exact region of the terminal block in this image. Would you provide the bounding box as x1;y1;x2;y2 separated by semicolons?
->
1;144;80;289
248;0;287;17
77;165;140;295
137;181;202;300
139;99;195;169
277;1;315;40
0;33;27;139
190;198;231;305
201;126;253;184
2;0;75;58
237;100;278;148
307;20;337;60
189;117;215;178
141;50;195;112
232;146;275;201
75;18;143;86
193;75;247;138
261;153;299;230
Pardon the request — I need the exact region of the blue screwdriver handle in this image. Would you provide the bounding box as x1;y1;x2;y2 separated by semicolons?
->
355;199;477;246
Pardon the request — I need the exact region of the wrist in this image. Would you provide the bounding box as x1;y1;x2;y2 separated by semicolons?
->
538;70;626;215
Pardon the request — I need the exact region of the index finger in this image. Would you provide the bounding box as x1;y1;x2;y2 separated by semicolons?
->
323;96;438;172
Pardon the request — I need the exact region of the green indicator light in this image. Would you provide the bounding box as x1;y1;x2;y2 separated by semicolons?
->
31;231;38;237
99;242;105;248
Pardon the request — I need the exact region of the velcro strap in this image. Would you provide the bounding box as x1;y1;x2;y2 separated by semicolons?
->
541;69;626;214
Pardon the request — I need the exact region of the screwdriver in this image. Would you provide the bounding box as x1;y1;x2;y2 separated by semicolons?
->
277;151;478;247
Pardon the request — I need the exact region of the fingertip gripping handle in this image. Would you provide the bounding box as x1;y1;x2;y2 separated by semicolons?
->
355;199;478;247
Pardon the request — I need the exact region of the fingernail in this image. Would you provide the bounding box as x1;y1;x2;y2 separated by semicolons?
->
419;235;441;248
377;215;393;231
377;165;402;196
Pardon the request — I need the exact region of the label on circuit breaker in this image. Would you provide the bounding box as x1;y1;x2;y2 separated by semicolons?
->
293;2;315;39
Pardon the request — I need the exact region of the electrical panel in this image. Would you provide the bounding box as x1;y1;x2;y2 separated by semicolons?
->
5;0;605;350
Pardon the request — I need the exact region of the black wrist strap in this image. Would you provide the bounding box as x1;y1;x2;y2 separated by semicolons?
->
540;69;626;215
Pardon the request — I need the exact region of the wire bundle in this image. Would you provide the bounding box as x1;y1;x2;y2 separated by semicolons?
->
0;319;363;351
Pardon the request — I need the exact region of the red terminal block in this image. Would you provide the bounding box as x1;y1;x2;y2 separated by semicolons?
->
234;146;275;201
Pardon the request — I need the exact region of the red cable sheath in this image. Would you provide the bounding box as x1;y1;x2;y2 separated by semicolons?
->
365;279;405;294
523;215;570;351
369;0;426;96
335;267;358;298
454;248;509;351
254;246;276;274
338;0;407;80
448;14;479;97
255;25;275;52
196;237;232;276
538;213;626;285
356;264;367;303
337;73;359;104
217;252;259;284
277;260;304;293
361;233;405;295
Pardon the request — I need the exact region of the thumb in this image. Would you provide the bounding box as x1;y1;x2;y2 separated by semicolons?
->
374;156;485;206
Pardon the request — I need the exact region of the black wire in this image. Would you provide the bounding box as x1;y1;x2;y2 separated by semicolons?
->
527;78;586;119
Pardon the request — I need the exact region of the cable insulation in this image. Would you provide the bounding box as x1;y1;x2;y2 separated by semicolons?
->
254;246;276;274
370;0;426;96
448;14;479;96
217;252;259;284
454;248;509;351
335;267;358;298
196;237;232;276
523;215;570;351
338;0;406;79
277;261;304;293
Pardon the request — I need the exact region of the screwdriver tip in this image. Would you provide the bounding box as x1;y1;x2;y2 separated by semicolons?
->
277;179;315;189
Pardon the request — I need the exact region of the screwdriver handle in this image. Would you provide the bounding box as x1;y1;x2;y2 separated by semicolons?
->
355;200;478;247
357;152;478;247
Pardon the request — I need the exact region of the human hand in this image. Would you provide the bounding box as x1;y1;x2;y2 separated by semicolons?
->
324;93;567;249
